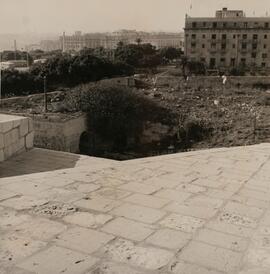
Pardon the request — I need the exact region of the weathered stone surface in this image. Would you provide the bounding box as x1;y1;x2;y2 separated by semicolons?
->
111;203;166;224
146;228;191;250
0;144;269;273
12;218;66;241
169;260;224;274
118;182;161;195
18;246;98;274
179;241;243;273
89;261;145;274
54;227;115;254
159;213;205;233
74;196;121;212
19;119;29;137
99;239;174;270
101;217;154;241
0;234;46;264
63;211;113;228
195;228;249;252
0;196;48;210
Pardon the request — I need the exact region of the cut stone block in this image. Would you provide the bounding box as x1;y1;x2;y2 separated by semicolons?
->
99;238;174;270
101;217;154;241
54;227;115;254
63;211;113;229
18;245;99;274
146;228;191;250
159;213;205;233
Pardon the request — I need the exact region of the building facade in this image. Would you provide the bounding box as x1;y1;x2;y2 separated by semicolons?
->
185;8;270;70
59;30;184;52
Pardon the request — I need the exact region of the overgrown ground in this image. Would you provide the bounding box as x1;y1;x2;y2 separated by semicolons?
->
1;73;269;157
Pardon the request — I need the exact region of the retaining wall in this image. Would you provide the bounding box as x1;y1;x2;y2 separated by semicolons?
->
0;114;34;161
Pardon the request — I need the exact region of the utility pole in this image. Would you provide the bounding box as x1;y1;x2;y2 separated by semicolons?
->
14;40;17;61
43;76;48;112
0;51;2;106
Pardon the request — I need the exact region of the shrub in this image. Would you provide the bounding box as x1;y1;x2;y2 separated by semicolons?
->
178;117;213;147
65;85;175;153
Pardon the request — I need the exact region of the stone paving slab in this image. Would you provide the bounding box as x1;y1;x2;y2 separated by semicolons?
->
0;144;270;273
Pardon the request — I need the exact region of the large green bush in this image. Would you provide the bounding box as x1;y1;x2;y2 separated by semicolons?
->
65;85;175;153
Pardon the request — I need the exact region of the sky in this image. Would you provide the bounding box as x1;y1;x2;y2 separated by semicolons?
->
0;0;270;35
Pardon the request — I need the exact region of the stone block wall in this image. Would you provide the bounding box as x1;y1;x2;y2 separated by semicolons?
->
33;114;87;153
0;114;34;161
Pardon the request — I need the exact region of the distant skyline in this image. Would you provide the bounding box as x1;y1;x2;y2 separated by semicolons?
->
1;0;270;35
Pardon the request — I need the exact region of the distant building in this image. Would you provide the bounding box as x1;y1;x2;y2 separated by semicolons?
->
33;58;47;64
59;30;184;52
40;40;61;52
0;60;27;70
185;8;270;70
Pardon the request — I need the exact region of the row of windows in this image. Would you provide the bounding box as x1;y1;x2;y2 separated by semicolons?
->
191;42;269;51
191;22;270;29
189;34;268;40
200;57;268;67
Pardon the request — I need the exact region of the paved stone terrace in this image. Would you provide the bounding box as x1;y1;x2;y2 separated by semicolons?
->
0;144;270;274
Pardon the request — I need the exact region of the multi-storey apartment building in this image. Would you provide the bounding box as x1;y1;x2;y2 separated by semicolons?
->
185;8;270;70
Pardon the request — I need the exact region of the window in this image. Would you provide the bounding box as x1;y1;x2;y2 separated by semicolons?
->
262;62;266;67
262;53;268;58
241;58;246;65
253;34;258;40
211;43;216;48
264;44;267;49
202;34;206;39
265;23;269;28
223;23;227;28
242;34;247;39
202;44;205;48
220;58;226;63
252;43;257;50
242;43;247;50
201;57;206;62
192;22;197;28
252;52;256;58
213;22;217;28
192;34;196;39
191;42;196;48
264;34;268;39
212;34;217;39
230;58;236;66
210;58;216;68
233;34;236;39
221;43;226;50
234;23;237;27
232;44;236;49
222;34;227;40
203;22;206;27
244;22;248;28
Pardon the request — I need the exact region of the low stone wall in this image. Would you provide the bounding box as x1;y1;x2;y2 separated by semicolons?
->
33;114;87;153
0;114;34;161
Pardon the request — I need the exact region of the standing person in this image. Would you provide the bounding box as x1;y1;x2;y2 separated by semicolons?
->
222;74;227;86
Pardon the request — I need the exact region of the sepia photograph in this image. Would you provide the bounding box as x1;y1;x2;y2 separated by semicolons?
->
0;0;270;273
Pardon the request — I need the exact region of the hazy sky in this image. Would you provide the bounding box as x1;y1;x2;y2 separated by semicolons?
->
1;0;270;34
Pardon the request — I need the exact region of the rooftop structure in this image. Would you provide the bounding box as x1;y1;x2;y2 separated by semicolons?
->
185;8;270;71
0;114;270;274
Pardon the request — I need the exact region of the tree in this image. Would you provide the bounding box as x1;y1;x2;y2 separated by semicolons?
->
135;38;142;45
159;47;182;60
115;43;161;68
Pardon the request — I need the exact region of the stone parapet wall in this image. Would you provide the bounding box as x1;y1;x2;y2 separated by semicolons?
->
0;114;34;161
